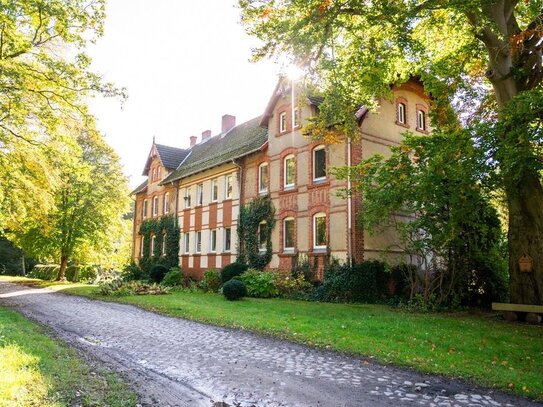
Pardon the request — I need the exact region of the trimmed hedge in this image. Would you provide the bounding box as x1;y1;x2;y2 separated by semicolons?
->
220;262;248;284
222;279;247;301
28;264;59;280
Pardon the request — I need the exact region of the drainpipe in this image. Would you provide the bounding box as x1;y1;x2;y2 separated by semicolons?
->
347;138;353;267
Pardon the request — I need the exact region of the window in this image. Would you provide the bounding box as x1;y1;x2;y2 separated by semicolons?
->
150;235;156;256
293;107;300;128
258;163;268;195
313;146;326;182
224;228;231;252
279;111;287;133
162;233;167;256
152;168;156;181
284;218;295;251
140;236;144;257
210;229;217;252
183;233;190;254
225;175;233;199
152;196;159;217
196;183;203;205
164;193;170;214
417;109;426;131
313;213;327;249
211;178;218;202
284;155;295;189
184;187;191;208
397;102;406;124
195;231;202;253
142;200;148;219
258;221;267;252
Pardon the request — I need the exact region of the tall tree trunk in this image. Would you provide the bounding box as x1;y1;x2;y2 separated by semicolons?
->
57;254;68;281
507;171;543;304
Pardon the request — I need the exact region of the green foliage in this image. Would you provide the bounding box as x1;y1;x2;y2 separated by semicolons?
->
312;260;391;304
240;269;279;298
97;280;171;296
121;262;147;282
64;265;97;283
138;215;180;272
161;267;184;287
199;269;222;292
149;264;169;284
220;262;248;284
0;236;35;275
28;265;60;281
238;197;276;270
222;279;247;301
272;271;312;298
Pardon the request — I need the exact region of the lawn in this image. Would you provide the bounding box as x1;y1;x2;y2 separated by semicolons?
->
0;303;137;406
2;276;542;401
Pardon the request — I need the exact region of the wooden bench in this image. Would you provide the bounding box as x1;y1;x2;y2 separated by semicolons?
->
492;302;543;324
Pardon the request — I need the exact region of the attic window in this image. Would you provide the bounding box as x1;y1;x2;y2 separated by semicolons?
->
279;112;287;133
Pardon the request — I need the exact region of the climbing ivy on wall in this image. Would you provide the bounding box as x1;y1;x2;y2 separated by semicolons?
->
238;197;276;270
139;215;179;272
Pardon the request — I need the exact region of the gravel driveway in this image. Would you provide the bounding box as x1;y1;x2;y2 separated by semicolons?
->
0;282;539;407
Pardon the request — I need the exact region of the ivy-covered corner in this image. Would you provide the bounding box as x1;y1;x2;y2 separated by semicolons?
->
138;215;180;272
238;197;276;270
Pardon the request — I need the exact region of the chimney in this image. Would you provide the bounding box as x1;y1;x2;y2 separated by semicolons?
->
190;136;197;147
221;114;236;133
202;130;212;142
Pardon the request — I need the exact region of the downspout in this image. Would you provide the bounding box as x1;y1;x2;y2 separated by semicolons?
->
347;138;353;267
232;158;243;258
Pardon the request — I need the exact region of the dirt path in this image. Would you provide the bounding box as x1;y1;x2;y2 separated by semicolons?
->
0;282;539;407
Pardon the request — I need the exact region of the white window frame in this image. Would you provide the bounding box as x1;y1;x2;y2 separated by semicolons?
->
283;217;295;252
184;187;191;208
313;212;327;250
225;175;233;199
164;193;170;214
195;231;202;253
258;163;268;195
152;196;159;217
313;145;326;182
293;107;300;128
417;109;426;131
142;200;148;219
196;183;203;206
150;235;156;256
183;233;190;254
210;229;217;252
284;154;295;189
140;236;145;257
162;233;167;256
279;111;287;133
211;178;218;202
258;221;267;252
397;103;406;124
224;228;231;252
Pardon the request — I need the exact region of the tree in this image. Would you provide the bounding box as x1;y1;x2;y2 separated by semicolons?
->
0;0;124;231
239;0;543;304
14;123;130;280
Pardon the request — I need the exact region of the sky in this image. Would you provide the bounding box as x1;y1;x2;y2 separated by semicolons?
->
87;0;283;188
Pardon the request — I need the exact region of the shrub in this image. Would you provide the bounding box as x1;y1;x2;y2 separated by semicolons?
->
240;269;278;298
65;265;98;283
222;279;247;301
122;262;147;281
97;280;171;296
199;269;221;292
273;271;312;298
220;262;248;284
28;264;59;280
149;264;169;283
161;267;183;287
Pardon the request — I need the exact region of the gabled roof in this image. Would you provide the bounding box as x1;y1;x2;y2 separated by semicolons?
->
143;143;189;176
131;179;148;195
161;116;267;184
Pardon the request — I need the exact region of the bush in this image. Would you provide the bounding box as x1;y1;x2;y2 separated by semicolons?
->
149;264;169;283
199;269;221;292
273;271;312;298
97;280;171;296
161;267;183;287
28;264;59;280
220;262;248;284
122;262;147;281
65;265;98;283
240;269;278;298
222;279;247;301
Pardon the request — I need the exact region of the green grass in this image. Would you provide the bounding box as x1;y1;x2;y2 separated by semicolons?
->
0;300;137;406
2;276;542;400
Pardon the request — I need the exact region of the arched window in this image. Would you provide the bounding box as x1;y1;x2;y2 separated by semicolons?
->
152;196;159;217
313;212;327;249
313;145;326;182
397;102;406;124
417;109;426;131
140;236;145;257
162;233;167;256
150;235;156;256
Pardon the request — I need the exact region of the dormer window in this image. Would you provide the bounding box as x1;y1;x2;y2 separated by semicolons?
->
279;112;287;133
